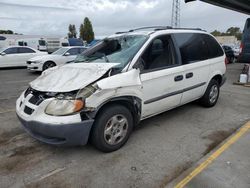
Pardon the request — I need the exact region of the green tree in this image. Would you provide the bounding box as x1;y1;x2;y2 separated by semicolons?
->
226;27;241;35
226;27;242;40
211;30;221;36
68;24;77;38
0;30;14;34
79;17;95;43
211;27;242;40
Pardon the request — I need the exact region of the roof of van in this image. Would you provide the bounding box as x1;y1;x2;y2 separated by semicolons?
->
109;26;207;38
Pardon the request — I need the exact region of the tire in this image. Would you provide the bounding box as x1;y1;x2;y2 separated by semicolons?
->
199;79;220;107
91;104;134;152
42;61;56;71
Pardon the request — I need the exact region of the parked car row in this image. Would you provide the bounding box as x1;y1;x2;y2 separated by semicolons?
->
27;46;87;71
221;44;240;64
222;45;235;64
0;46;87;70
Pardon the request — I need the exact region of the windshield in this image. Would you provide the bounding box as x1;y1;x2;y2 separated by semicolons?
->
52;48;68;55
74;35;148;70
39;40;46;46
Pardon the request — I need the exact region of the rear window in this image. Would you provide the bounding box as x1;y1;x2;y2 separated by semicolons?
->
19;47;35;53
201;34;224;58
173;33;223;65
173;33;209;64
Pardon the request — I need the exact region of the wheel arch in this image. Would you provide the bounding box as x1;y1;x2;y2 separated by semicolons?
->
208;68;225;86
211;74;223;86
88;96;142;126
42;60;56;70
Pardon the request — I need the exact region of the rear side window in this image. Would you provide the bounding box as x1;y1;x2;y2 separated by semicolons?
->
201;34;224;58
4;47;18;54
173;33;209;64
19;47;35;53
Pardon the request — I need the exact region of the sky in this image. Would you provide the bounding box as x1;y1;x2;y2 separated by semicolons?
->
0;0;249;38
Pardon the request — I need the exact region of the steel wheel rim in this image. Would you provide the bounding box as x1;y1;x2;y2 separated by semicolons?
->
104;114;128;145
209;85;218;104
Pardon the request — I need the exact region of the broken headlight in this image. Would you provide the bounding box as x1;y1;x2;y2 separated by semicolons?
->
45;85;98;116
45;99;84;116
76;85;98;99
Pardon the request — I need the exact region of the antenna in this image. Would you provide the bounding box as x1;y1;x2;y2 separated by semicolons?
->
171;0;181;28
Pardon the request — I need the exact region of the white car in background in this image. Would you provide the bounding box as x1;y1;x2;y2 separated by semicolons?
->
27;46;87;71
0;46;47;68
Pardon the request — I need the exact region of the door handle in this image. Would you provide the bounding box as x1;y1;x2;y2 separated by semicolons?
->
186;72;193;79
174;75;183;82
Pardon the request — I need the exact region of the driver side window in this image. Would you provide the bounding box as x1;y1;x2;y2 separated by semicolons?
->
140;35;177;71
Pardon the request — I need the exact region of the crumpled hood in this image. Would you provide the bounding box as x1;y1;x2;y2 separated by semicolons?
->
29;54;61;61
30;63;119;92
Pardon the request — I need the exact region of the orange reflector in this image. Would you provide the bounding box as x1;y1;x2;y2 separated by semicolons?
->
74;100;84;112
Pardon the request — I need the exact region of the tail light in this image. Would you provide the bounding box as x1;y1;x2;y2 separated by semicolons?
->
225;57;229;66
239;43;243;54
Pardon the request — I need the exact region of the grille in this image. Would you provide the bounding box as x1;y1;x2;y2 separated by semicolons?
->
24;106;34;115
29;95;44;106
22;87;56;116
24;87;55;106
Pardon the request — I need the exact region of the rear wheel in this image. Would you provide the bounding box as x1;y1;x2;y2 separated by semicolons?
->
199;79;220;107
43;61;56;71
91;104;133;152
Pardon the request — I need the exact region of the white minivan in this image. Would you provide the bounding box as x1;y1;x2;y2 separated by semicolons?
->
16;27;226;152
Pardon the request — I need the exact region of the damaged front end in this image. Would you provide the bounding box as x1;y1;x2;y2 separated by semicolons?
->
16;33;147;146
16;86;96;146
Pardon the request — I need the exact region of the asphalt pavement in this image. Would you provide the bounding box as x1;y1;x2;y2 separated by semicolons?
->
0;64;249;188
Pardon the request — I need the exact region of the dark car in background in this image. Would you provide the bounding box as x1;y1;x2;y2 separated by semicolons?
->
222;45;235;63
238;18;250;63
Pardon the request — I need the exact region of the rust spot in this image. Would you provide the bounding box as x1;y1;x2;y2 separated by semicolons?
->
202;128;237;156
159;161;193;188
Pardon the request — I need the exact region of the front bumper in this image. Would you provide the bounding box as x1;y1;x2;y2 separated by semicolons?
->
17;113;94;146
27;62;43;71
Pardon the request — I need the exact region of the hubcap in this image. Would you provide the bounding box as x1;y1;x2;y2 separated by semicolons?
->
104;115;128;145
209;85;218;104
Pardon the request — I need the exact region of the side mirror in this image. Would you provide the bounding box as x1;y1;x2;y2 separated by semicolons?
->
0;52;6;56
64;52;70;56
133;57;145;71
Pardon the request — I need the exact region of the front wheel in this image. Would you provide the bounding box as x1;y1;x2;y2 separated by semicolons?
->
199;79;220;107
42;61;56;71
91;104;133;152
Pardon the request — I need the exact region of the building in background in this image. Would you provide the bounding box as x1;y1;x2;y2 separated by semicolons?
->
215;35;239;45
